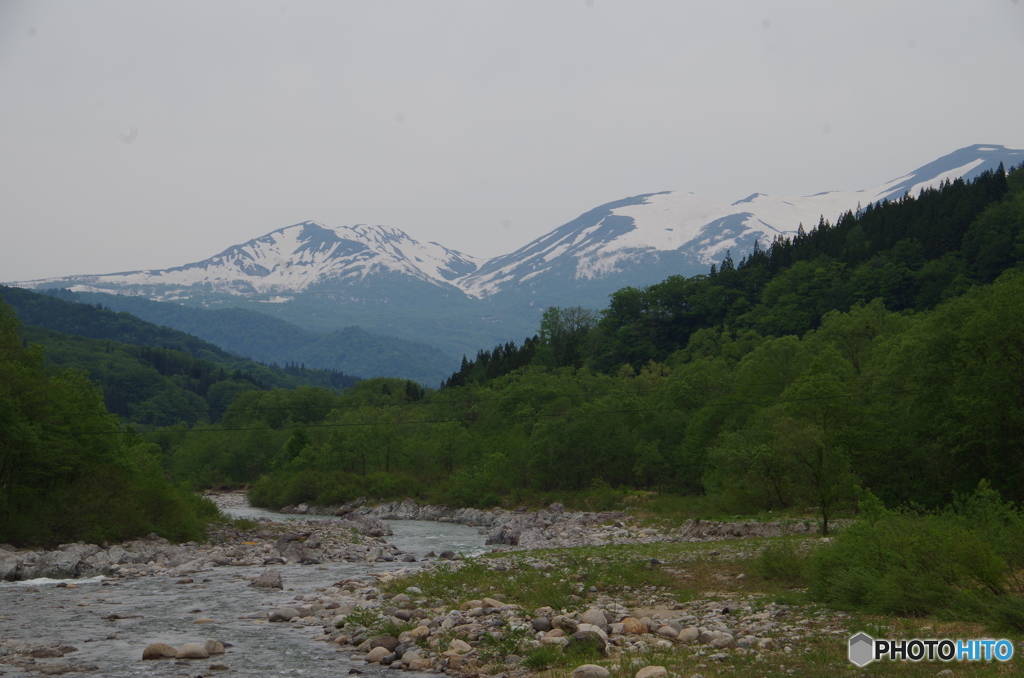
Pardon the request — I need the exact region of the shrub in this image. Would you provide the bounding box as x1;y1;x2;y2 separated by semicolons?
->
756;540;809;586
809;492;1006;617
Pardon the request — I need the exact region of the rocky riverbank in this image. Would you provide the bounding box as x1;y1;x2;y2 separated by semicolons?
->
278;495;818;550
2;492;850;677
0;504;395;582
246;541;850;678
1;492;817;583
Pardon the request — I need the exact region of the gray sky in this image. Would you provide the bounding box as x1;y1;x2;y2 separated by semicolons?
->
2;0;1023;282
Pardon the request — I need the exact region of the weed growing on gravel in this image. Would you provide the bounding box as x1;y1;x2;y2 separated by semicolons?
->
336;606;380;629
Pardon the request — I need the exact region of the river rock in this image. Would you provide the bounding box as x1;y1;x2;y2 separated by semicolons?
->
204;639;225;654
572;664;610;678
365;646;390;663
621;617;647;635
142;643;177;659
531;617;552;632
368;636;400;652
677;627;700;643
176;642;210;659
402;649;432;670
446;639;472;655
711;633;735;649
269;607;300;622
251;568;283;589
579;608;609;627
0;551;23;581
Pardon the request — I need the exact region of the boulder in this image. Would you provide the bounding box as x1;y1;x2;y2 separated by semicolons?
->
579;608;609;627
365;646;390;663
621;617;647;635
251;568;283;589
446;638;473;655
572;664;610;678
176;642;210;659
532;617;552;632
269;607;300;622
711;633;735;649
677;627;700;643
635;667;667;678
0;552;22;581
368;636;400;652
142;643;177;660
403;650;432;671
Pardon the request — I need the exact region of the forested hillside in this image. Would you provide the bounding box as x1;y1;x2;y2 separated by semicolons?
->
68;291;460;387
144;163;1024;525
0;287;359;425
0;301;219;546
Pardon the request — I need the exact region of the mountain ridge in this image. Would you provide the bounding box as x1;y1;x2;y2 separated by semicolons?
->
8;144;1022;360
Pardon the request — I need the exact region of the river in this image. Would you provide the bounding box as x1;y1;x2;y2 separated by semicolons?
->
0;508;488;677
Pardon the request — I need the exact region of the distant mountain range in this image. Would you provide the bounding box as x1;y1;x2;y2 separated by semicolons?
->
9;143;1023;378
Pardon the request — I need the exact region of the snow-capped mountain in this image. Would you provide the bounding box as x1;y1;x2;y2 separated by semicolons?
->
7;144;1022;354
18;221;482;302
456;144;1024;299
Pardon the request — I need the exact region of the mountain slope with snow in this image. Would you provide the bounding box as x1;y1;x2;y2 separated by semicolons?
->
456;144;1024;300
16;221;482;301
7;143;1022;358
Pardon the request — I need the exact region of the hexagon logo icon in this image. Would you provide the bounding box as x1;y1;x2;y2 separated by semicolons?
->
849;632;875;667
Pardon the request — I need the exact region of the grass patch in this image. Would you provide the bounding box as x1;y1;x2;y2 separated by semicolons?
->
230;517;259;532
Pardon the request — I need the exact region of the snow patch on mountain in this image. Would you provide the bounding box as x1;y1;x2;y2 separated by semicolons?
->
15;221;483;298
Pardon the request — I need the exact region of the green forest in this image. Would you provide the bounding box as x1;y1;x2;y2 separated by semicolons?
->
155;163;1024;529
0;302;220;546
3;162;1024;547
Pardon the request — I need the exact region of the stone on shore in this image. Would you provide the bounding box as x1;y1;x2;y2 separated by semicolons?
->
621;617;647;634
142;643;177;660
572;664;610;678
365;646;390;663
677;626;700;643
579;608;609;627
269;607;301;622
250;568;283;589
176;642;210;659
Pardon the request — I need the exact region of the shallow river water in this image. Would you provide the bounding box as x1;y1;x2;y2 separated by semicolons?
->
0;511;488;677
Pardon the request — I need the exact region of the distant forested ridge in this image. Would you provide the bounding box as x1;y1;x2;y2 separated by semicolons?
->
143;163;1024;525
1;286;359;426
66;291;459;387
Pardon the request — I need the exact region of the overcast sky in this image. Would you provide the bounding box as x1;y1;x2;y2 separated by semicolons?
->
2;0;1023;282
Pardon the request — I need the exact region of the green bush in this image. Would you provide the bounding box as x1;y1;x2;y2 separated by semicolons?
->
810;492;1006;617
756;540;809;586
